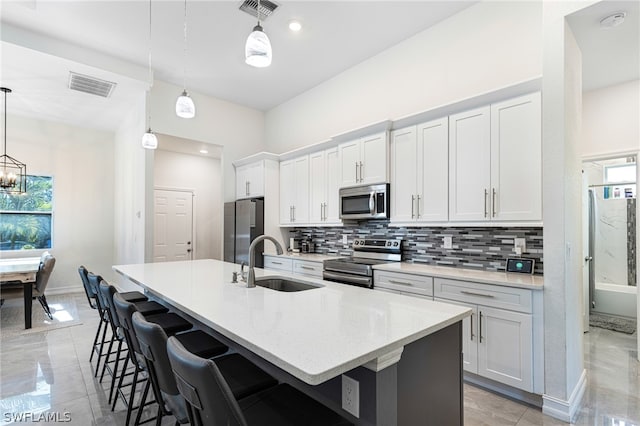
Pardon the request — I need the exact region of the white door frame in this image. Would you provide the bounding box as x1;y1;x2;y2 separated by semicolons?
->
154;186;196;260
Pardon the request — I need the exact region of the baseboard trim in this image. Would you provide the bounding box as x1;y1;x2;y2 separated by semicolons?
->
542;369;587;422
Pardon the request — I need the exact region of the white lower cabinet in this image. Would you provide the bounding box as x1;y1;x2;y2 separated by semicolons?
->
374;270;433;298
434;278;533;392
263;256;323;279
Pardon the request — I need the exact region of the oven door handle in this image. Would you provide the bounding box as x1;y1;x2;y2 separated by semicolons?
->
323;271;372;287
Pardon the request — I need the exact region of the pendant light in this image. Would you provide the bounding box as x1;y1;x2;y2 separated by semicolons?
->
0;87;27;194
142;0;158;150
245;0;272;68
175;0;195;118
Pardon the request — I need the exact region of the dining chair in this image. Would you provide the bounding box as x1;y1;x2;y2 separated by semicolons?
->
0;253;56;320
166;336;353;426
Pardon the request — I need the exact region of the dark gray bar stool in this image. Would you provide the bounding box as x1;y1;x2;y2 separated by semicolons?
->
167;336;353;426
132;312;277;424
113;293;194;426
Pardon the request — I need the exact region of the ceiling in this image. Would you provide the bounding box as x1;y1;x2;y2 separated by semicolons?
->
1;1;637;134
568;0;640;92
0;0;475;131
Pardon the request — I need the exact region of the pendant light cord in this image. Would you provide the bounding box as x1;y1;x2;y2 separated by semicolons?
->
3;89;7;157
147;0;153;130
183;0;188;91
257;0;261;26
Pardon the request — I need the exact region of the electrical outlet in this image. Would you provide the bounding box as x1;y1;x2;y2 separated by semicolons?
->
342;234;348;244
443;236;452;249
514;238;526;253
341;374;359;418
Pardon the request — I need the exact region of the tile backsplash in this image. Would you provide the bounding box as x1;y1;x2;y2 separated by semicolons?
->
290;221;544;275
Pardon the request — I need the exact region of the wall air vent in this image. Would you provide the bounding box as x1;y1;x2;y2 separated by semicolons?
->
239;0;278;20
68;72;117;98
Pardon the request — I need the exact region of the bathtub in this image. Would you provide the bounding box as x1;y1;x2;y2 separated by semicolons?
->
593;282;637;319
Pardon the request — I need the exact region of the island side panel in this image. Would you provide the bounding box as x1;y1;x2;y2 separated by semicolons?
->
397;321;463;426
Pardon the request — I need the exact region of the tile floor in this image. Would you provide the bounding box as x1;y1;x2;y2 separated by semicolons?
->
1;293;638;425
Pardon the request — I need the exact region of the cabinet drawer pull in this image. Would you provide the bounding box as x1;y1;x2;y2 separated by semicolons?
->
271;261;283;265
389;279;412;286
416;195;421;218
301;266;315;270
479;311;484;343
460;290;495;298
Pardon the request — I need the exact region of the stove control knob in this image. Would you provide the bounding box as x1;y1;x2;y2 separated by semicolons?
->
386;241;391;246
354;240;359;246
393;242;399;247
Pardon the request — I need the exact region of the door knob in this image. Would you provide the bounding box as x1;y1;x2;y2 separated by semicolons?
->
187;249;192;253
187;241;191;245
584;256;593;262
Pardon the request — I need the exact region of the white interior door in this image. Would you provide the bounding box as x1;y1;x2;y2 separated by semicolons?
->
154;189;194;262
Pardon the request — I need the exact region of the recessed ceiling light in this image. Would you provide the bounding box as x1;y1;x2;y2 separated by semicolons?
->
600;12;626;28
199;149;209;154
288;20;302;32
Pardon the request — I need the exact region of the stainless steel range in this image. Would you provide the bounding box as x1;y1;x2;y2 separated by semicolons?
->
323;239;403;288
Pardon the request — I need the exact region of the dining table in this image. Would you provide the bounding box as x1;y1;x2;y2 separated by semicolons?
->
0;257;41;329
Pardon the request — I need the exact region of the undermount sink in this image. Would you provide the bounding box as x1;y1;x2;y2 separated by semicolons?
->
254;277;322;292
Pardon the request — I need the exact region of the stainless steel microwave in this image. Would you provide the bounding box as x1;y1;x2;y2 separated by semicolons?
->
339;183;390;220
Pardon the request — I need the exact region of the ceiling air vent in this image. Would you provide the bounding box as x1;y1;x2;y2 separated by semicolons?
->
68;72;117;98
239;0;279;20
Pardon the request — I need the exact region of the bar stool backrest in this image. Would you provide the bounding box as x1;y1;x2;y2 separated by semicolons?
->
167;336;247;426
112;293;143;358
78;266;97;309
98;281;122;330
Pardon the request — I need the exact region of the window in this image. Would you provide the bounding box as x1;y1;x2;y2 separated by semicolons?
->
0;175;53;251
604;162;636;184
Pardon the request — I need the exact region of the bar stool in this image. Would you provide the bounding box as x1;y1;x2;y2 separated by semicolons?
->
131;311;277;424
112;293;194;426
167;336;353;426
87;272;150;378
98;281;171;404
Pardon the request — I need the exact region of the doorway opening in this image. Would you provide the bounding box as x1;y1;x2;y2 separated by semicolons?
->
583;155;637;334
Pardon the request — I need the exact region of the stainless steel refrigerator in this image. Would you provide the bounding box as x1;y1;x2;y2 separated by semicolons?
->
224;198;264;267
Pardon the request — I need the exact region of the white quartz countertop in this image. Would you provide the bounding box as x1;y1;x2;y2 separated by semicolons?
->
263;252;344;262
113;259;470;385
373;263;544;290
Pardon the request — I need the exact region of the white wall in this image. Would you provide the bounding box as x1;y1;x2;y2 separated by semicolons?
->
582;80;640;158
153;146;222;260
149;80;265;203
541;1;596;421
265;1;543;153
1;115;115;293
113;93;148;269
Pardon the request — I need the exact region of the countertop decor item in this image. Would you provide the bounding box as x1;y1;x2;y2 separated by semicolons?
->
175;0;196;119
0;87;26;193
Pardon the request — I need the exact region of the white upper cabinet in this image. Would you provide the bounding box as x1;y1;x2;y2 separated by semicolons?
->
449;92;541;223
280;155;309;225
449;106;492;222
338;132;388;188
490;93;542;221
391;118;448;223
390;126;418;222
236;160;265;200
309;148;341;225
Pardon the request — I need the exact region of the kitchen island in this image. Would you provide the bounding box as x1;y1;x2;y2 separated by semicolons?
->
114;259;471;426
